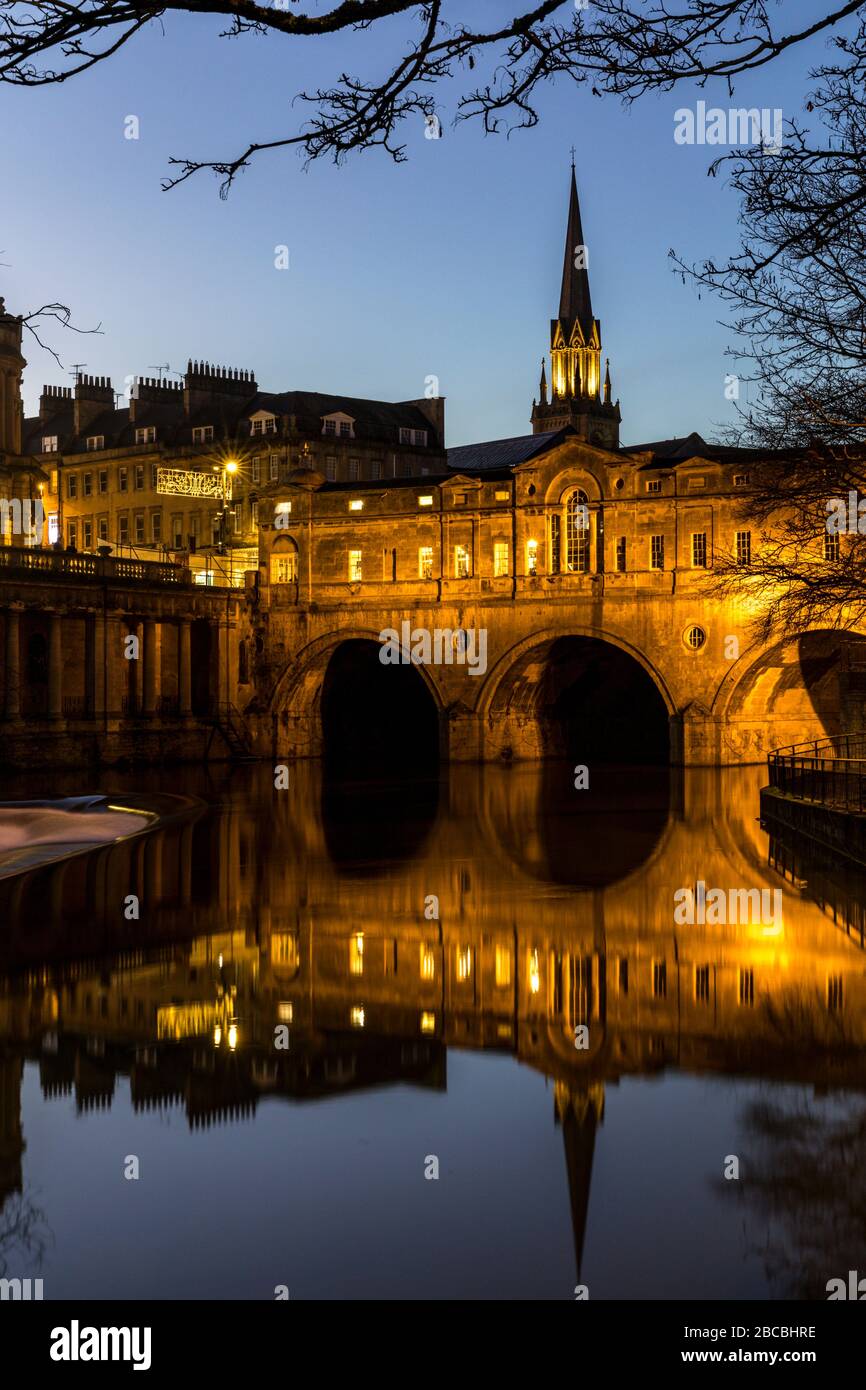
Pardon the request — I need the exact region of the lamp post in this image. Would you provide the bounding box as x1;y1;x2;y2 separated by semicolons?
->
218;459;238;558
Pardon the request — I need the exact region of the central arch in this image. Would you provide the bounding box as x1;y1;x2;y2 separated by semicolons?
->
479;631;675;764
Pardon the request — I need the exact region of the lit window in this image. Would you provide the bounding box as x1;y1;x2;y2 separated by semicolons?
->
420;1012;436;1035
493;541;509;577
420;946;436;981
418;495;434;507
529;950;540;995
456;947;472;982
349;499;364;512
495;946;512;989
650;534;665;569
691;532;707;568
349;934;364;977
566;490;590;572
735;530;752;566
86;435;104;451
271;551;298;585
526;539;538;575
42;435;58;453
350;1006;365;1029
48;513;60;544
419;546;434;579
454;544;470;579
348;549;362;582
136;426;156;445
495;490;509;501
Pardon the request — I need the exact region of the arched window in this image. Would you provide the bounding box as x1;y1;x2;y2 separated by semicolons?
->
270;537;298;586
566;489;590;573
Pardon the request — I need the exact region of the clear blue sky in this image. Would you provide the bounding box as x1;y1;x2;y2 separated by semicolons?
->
0;0;846;447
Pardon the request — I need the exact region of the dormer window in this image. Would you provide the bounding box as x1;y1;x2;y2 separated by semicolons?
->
645;479;661;493
250;413;277;437
86;435;105;451
322;412;355;440
400;427;428;446
136;426;156;445
192;425;214;445
42;435;58;453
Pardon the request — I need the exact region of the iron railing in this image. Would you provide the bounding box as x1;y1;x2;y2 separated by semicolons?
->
767;734;866;812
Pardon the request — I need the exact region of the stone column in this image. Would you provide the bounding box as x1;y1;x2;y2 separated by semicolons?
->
4;608;20;719
105;615;124;719
142;618;158;717
48;611;63;720
178;619;192;717
93;611;106;720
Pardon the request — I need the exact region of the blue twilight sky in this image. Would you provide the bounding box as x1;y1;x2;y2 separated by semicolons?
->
0;0;850;447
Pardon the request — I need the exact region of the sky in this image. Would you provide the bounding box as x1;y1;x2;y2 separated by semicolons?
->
0;0;851;448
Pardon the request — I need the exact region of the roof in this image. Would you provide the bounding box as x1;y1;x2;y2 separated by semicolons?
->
256;391;440;447
447;430;568;473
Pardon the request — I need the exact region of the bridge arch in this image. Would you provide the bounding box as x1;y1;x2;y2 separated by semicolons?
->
711;629;866;762
268;628;448;766
476;627;677;764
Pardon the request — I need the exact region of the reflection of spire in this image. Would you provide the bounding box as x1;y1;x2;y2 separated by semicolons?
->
556;1081;604;1282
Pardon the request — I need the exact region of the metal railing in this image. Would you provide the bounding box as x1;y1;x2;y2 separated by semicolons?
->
767;734;866;812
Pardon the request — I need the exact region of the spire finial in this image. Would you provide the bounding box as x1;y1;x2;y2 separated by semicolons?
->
570;145;576;171
604;357;612;405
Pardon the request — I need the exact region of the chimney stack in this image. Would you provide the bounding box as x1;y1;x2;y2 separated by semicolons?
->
73;373;114;436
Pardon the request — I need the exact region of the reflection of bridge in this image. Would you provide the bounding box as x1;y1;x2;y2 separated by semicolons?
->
3;762;866;1277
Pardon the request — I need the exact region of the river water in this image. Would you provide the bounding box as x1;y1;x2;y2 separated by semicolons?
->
0;761;864;1300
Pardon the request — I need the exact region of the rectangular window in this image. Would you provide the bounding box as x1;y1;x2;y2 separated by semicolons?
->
251;500;259;528
494;946;512;989
454;544;470;579
271;552;298;585
134;464;145;491
653;961;667;999
82;519;93;549
98;469;108;494
339;421;352;438
349;458;360;481
42;436;58;453
739;969;755;1007
413;429;428;447
192;425;214;445
151;511;162;543
67;521;77;548
650;534;665;570
550;514;561;573
151;463;158;489
348;549;363;582
98;517;108;542
419;546;434;580
695;965;710;1003
269;455;280;481
691;532;707;568
493;541;509;577
67;474;78;499
119;515;129;544
118;467;128;493
526;539;538;576
172;515;183;548
495;490;509;502
134;513;145;543
646;479;662;493
371;460;382;480
136;426;156;445
86;435;104;451
399;427;412;445
324;419;337;436
828;975;843;1011
733;473;750;487
615;536;627;572
325;456;337;482
824;531;841;562
251;457;261;484
82;471;93;498
735;530;752;566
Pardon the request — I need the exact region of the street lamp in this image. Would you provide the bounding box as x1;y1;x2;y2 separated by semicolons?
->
218;458;238;556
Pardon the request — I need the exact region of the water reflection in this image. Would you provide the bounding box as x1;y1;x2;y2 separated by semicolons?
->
1;761;866;1298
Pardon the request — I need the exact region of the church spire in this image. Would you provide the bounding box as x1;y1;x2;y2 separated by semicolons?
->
559;162;593;335
539;357;548;406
